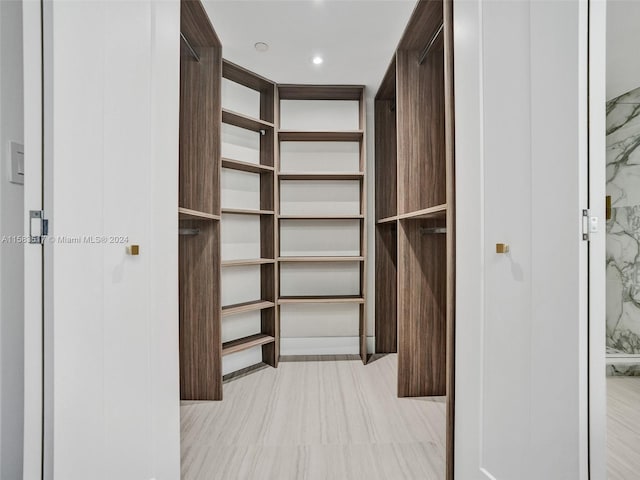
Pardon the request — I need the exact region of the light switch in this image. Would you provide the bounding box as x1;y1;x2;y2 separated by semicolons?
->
10;142;24;185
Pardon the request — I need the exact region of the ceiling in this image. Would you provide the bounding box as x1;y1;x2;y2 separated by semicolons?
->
203;0;417;97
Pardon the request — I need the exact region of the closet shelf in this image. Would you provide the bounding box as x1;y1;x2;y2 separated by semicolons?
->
178;207;221;221
278;256;364;262
222;208;275;216
222;333;275;356
222;258;275;267
278;214;364;220
222;300;275;317
397;204;447;220
278;172;364;180
222;108;274;132
376;215;398;224
278;296;365;305
278;130;364;142
222;157;275;174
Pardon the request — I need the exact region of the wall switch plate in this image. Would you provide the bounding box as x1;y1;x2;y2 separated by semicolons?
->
10;141;24;185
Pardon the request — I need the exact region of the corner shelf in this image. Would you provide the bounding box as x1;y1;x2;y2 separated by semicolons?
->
278;130;364;142
278;172;364;180
222;258;275;267
221;208;275;216
178;207;221;221
222;333;276;356
222;108;275;132
222;157;274;174
278;296;365;305
376;215;398;224
396;204;447;221
222;300;275;317
278;256;364;262
278;214;364;220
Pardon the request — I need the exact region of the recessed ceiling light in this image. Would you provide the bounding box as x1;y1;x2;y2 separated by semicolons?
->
312;56;324;65
254;42;269;52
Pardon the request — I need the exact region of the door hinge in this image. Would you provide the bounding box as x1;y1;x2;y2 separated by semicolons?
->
29;210;49;244
582;209;598;241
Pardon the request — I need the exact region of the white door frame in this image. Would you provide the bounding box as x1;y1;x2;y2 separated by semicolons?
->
22;0;44;478
588;1;608;479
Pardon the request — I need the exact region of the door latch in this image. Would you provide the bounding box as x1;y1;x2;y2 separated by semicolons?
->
29;210;48;244
582;209;598;241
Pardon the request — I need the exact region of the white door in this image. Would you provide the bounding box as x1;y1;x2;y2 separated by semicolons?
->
23;1;182;479
454;1;590;479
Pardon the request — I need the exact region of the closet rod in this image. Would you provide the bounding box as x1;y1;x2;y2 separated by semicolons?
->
420;227;446;235
179;228;201;236
418;23;444;65
180;33;200;63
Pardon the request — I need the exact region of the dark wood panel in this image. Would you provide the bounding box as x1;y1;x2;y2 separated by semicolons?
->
261;262;277;366
222;333;275;356
278;84;364;101
375;223;398;353
396;46;446;213
181;0;221;48
223;59;275;94
222;108;274;131
376;56;397;100
375;99;397;220
397;218;447;397
398;0;443;51
179;221;221;400
278;131;363;142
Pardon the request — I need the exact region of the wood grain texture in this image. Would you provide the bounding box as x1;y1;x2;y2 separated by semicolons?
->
221;208;274;216
397;219;447;397
375;223;398;353
222;108;274;132
397;0;443;51
278;131;363;142
181;0;221;48
278;84;364;101
277;296;365;305
375;99;397;220
396;204;446;220
221;158;274;174
376;56;397;101
443;0;456;477
396;46;446;214
278;172;364;180
221;300;275;317
360;92;368;364
180;354;446;480
179;220;222;400
222;333;275;356
178;207;220;221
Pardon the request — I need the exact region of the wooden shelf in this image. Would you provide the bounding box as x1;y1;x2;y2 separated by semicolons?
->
178;207;221;221
222;108;274;132
222;157;274;174
222;258;275;267
278;256;364;262
221;208;275;216
278;172;364;181
279;214;364;220
278;84;364;101
278;130;364;142
397;204;447;220
377;215;398;224
222;333;275;356
278;296;365;305
222;300;275;317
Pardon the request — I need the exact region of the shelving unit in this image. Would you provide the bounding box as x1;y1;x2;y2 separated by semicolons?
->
178;0;222;401
277;85;368;363
374;1;455;478
220;59;279;376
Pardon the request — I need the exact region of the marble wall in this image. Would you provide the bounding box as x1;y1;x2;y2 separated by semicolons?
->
606;85;640;371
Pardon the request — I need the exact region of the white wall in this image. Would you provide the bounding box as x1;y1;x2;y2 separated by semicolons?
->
454;0;588;478
606;0;640;100
40;1;181;478
0;1;25;478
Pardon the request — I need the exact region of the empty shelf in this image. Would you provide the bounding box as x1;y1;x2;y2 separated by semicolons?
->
222;333;275;356
222;300;275;317
397;204;447;220
222;258;275;267
376;215;398;224
222;108;274;132
278;172;364;180
278;256;364;262
222;158;275;174
278;296;365;305
178;207;221;221
278;214;364;220
278;130;364;142
222;208;275;216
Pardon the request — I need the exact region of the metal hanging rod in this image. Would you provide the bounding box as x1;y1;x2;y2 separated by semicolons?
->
179;228;201;236
180;32;200;63
420;227;447;235
418;23;444;65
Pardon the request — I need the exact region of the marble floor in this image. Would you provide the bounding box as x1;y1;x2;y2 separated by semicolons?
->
180;354;446;480
608;376;640;480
